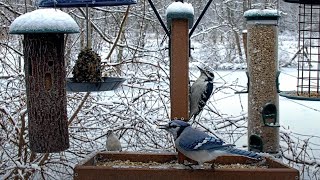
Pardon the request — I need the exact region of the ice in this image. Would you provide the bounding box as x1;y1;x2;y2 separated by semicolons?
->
9;8;79;34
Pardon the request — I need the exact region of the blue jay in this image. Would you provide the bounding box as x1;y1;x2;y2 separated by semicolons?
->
189;66;214;120
160;120;262;167
106;130;122;151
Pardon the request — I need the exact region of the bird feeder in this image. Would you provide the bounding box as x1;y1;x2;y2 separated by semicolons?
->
166;1;194;120
38;0;137;7
244;9;281;154
71;2;298;179
9;9;79;152
280;0;320;101
38;0;128;92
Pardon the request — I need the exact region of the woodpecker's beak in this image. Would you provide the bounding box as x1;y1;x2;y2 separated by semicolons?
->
196;66;205;72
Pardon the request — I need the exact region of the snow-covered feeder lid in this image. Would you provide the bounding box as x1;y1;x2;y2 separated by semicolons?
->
9;9;79;34
244;9;280;21
283;0;320;4
38;0;137;7
166;2;194;29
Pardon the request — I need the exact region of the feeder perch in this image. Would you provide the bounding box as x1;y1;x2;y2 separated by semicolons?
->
38;0;137;7
249;134;263;152
244;9;280;154
280;0;320;101
262;103;279;127
9;9;79;153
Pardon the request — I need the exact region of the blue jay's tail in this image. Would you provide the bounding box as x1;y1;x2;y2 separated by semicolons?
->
224;146;262;160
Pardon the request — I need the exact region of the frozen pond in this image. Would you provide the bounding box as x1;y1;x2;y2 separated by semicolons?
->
212;68;320;147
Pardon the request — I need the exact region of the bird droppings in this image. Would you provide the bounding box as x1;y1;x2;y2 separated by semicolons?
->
95;159;268;169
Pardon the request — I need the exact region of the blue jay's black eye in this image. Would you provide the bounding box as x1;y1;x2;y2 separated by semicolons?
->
170;124;178;128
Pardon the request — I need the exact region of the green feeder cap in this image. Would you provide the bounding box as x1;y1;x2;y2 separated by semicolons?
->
244;9;281;21
166;2;194;29
9;9;80;34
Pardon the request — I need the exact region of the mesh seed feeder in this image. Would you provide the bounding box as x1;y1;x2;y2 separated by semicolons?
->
280;0;320;101
9;9;79;153
244;9;281;154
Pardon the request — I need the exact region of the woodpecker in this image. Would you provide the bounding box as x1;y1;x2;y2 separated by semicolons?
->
189;66;215;120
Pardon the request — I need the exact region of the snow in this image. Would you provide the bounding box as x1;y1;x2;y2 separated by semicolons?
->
244;9;280;18
9;9;79;34
166;2;194;16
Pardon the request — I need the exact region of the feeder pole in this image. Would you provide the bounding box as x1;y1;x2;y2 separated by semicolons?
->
166;2;194;163
244;10;280;154
166;2;194;120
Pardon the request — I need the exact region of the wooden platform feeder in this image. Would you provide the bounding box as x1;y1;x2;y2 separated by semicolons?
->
244;9;281;154
74;151;299;180
9;9;80;153
71;2;298;179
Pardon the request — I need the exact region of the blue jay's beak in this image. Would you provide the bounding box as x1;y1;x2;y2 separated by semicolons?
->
158;124;169;130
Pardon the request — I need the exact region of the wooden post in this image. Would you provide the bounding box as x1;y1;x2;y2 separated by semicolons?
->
9;9;79;153
170;19;189;120
167;2;194;163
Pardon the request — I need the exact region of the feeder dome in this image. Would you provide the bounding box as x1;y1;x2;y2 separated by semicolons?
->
283;0;320;4
38;0;137;7
244;9;280;21
166;1;194;29
9;9;79;34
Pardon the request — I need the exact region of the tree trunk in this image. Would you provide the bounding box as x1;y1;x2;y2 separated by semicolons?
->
24;33;69;153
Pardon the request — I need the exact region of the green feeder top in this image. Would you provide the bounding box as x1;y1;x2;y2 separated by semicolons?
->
166;1;194;29
9;9;79;34
244;9;281;21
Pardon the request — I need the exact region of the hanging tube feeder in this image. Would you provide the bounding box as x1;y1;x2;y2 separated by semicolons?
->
244;9;281;154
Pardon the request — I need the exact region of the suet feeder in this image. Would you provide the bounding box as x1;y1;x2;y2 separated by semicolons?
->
38;0;128;92
9;9;80;153
280;0;320;101
244;9;281;154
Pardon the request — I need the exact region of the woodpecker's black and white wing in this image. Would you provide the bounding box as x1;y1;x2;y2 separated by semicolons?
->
189;67;214;120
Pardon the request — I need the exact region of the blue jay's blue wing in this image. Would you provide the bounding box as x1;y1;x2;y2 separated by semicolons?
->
178;127;227;151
